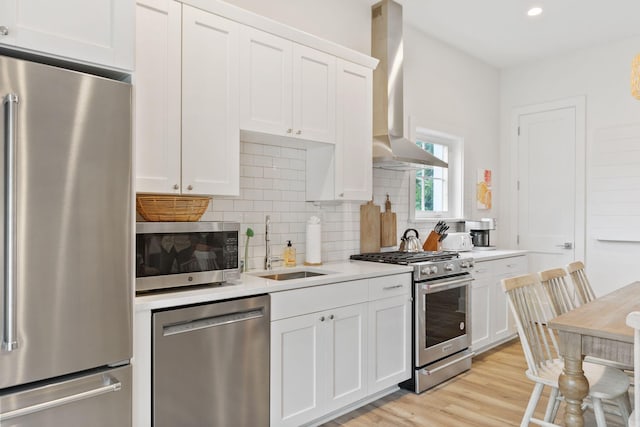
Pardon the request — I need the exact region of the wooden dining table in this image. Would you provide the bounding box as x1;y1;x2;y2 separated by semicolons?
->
549;281;640;427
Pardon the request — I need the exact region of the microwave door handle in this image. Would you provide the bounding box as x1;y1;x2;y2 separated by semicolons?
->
3;93;18;352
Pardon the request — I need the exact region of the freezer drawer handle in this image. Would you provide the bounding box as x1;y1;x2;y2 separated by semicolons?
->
163;307;265;336
2;93;19;352
0;376;122;421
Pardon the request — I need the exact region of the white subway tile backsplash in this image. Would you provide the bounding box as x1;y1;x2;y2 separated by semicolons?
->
215;142;411;270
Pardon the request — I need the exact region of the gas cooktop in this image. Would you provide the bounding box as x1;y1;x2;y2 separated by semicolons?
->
349;250;459;265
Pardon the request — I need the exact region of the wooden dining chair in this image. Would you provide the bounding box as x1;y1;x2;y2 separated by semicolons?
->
566;261;596;304
626;311;640;427
502;273;631;427
538;268;578;315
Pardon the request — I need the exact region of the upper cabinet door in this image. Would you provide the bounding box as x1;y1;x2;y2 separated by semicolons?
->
182;5;239;196
135;0;182;194
0;0;134;70
335;60;372;200
292;44;336;143
239;27;293;137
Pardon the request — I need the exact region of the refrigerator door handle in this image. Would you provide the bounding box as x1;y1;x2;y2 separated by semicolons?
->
0;375;122;421
2;93;18;352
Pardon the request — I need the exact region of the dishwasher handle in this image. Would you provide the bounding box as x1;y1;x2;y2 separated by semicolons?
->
162;307;265;336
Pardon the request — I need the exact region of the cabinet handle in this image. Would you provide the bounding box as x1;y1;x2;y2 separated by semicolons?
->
173;184;179;190
319;316;325;322
338;193;344;197
187;185;193;191
383;284;403;291
0;26;8;36
329;314;334;320
286;128;292;134
295;130;302;135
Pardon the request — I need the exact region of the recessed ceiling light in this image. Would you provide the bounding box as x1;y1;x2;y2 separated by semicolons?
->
527;7;543;17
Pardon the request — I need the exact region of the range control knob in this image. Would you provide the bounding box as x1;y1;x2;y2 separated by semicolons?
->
460;260;474;269
444;263;455;272
430;266;439;274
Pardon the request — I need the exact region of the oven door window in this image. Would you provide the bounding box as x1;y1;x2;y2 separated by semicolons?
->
136;231;238;277
425;285;467;347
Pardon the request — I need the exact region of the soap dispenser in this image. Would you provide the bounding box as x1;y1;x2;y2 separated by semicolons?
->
284;240;296;267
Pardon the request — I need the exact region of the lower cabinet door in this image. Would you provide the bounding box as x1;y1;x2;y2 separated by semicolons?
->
325;303;367;411
271;312;323;427
270;303;368;427
367;295;411;394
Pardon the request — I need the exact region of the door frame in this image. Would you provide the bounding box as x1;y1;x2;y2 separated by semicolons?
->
509;96;586;263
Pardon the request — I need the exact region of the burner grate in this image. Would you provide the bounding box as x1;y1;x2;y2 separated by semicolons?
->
350;250;459;265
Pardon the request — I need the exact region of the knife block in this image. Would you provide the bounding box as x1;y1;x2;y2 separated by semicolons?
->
423;231;441;251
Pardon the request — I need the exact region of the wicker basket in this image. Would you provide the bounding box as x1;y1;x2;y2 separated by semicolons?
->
136;194;211;222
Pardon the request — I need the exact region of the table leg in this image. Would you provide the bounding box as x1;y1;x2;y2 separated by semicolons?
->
558;331;589;427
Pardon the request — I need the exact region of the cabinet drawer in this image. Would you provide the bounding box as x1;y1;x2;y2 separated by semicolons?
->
368;274;411;300
473;255;528;279
271;280;368;321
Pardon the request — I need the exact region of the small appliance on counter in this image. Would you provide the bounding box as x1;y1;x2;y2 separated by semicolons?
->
465;218;496;250
441;232;474;251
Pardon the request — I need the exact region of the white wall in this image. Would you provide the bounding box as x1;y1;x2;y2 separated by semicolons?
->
500;35;640;295
223;0;372;54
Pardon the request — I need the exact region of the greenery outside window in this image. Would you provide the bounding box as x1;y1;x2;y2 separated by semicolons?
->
410;128;463;220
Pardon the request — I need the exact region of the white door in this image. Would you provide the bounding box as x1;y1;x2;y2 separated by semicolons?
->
0;0;133;70
367;295;411;394
239;27;293;136
182;5;239;196
325;304;367;411
270;313;323;427
516;99;585;273
292;44;336;143
134;0;182;194
335;60;372;200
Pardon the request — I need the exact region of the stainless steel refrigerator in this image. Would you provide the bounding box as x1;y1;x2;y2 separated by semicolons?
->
0;55;132;426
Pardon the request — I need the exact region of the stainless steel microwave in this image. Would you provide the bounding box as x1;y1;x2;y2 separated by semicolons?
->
135;221;240;293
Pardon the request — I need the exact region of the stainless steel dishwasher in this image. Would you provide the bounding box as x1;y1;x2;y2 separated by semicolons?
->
152;294;270;427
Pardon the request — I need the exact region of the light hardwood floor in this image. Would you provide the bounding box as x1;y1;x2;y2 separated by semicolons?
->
322;339;627;427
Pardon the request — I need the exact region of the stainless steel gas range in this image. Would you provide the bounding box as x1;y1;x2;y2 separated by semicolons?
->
350;250;475;393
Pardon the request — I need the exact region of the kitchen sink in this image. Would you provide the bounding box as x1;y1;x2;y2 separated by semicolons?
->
256;270;327;281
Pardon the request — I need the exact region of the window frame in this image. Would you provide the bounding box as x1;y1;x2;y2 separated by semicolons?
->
409;127;464;221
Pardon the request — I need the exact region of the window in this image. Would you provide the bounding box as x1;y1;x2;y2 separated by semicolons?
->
411;128;463;220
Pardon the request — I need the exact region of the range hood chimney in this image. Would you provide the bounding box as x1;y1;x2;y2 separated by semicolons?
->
371;0;447;169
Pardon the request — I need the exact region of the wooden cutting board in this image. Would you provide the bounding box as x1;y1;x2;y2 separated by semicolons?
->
360;200;381;253
380;194;397;247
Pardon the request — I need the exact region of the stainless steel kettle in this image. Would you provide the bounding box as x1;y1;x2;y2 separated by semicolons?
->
399;228;422;252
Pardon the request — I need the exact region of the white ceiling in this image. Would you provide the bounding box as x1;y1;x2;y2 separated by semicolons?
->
382;0;640;68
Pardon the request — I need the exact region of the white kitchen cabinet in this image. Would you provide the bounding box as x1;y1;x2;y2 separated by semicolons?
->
306;60;373;201
471;255;528;353
367;275;411;394
0;0;133;71
270;280;367;427
270;273;411;426
181;6;239;196
239;26;336;144
135;2;239;196
135;0;181;194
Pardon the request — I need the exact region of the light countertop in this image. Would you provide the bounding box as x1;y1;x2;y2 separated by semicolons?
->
135;260;413;311
460;249;528;262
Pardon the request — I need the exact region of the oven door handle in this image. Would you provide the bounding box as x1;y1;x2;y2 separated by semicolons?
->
420;277;473;294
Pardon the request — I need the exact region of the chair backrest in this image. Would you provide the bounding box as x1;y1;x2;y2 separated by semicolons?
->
625;311;640;426
502;274;561;377
566;261;596;304
538;268;578;315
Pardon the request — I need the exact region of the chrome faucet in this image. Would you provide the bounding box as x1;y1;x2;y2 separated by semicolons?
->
264;215;283;270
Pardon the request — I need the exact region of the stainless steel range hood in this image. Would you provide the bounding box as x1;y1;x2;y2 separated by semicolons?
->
372;0;447;169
